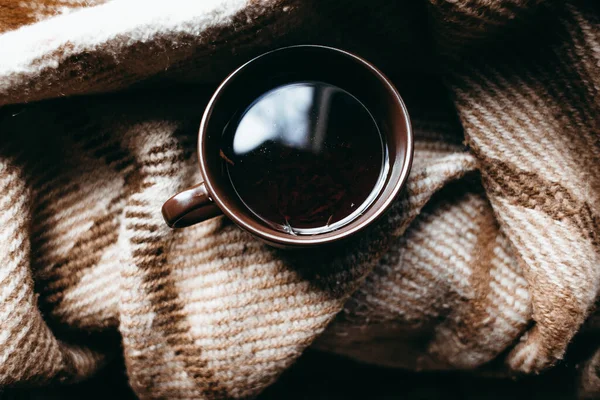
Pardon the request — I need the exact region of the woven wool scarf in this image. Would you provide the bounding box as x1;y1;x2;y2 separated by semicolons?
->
0;0;599;398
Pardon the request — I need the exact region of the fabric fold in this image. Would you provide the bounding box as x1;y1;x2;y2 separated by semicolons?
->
0;0;598;398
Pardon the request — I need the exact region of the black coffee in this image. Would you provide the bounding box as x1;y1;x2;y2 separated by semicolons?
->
221;81;386;235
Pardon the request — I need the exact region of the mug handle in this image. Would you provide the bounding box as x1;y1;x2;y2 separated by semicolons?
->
161;182;222;228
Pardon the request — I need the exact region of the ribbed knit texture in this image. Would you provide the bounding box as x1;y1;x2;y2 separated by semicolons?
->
0;0;598;399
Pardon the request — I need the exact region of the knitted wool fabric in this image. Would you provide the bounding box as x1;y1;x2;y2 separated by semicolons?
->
0;0;599;399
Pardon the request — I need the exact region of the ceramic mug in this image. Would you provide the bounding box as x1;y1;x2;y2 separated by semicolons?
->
161;45;413;248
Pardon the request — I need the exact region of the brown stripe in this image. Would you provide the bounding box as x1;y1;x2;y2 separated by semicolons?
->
126;222;160;232
31;179;79;218
126;133;231;398
522;49;600;182
33;135;138;317
36;197;122;309
147;143;176;155
128;199;147;207
141;153;185;167
125;210;153;219
0;278;35;341
6;231;29;263
477;154;599;247
130;226;230;398
465;198;525;334
130;235;162;245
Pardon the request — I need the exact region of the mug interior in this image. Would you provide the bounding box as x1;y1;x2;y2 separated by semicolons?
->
199;45;412;247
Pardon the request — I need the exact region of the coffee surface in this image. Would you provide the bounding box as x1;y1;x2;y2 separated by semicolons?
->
221;81;385;235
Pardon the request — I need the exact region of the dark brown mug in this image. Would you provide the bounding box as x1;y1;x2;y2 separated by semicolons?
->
162;45;413;248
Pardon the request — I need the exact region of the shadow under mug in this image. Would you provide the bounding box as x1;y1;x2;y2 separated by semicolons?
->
162;45;413;249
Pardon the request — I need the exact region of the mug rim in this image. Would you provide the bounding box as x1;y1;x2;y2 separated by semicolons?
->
198;44;413;247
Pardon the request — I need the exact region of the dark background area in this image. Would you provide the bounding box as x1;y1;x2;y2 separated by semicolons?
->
0;348;585;399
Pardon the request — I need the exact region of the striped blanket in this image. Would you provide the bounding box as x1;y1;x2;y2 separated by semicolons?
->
0;0;598;398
